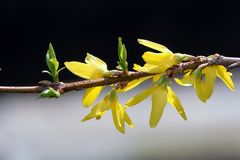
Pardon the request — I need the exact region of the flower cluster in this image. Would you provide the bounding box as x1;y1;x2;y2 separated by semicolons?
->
125;75;187;128
63;38;235;133
175;65;234;102
65;53;134;133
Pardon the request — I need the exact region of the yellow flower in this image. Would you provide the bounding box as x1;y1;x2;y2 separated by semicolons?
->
175;65;234;102
117;76;151;93
81;94;110;122
65;53;108;107
82;90;134;133
125;76;187;128
134;39;188;74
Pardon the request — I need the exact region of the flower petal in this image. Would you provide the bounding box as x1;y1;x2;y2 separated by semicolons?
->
152;75;161;83
123;108;134;128
64;61;103;79
142;51;175;66
81;100;109;122
81;111;96;122
85;53;108;72
150;85;167;128
138;39;172;53
82;86;104;107
133;63;169;74
194;77;207;103
125;85;156;107
174;70;194;86
216;65;234;91
202;66;217;100
133;64;142;71
117;76;151;93
167;86;187;120
111;102;125;133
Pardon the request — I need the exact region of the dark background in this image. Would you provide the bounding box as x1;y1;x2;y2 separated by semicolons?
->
1;0;240;85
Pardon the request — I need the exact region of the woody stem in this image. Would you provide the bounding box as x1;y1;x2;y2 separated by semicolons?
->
0;55;240;94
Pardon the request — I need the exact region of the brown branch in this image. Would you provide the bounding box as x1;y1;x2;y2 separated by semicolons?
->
0;86;46;93
1;55;240;94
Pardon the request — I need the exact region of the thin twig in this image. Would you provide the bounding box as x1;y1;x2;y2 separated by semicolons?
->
227;62;240;71
1;55;240;94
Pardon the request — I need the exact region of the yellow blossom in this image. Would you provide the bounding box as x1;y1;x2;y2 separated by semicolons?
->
125;76;187;128
175;65;234;102
65;53;108;107
134;39;187;74
82;90;133;133
81;94;110;122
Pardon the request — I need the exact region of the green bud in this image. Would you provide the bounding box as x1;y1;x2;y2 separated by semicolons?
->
117;37;128;71
43;43;64;83
48;43;56;59
39;87;60;99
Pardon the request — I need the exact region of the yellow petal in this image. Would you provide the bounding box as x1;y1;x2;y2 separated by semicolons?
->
81;111;96;122
143;63;171;73
174;70;194;86
81;100;109;122
194;77;207;103
95;111;107;120
216;65;234;91
202;66;217;100
117;103;125;132
133;63;169;74
64;61;103;79
85;53;108;72
111;102;125;133
167;86;187;120
150;85;167;128
125;85;156;107
102;94;111;106
123;108;134;128
117;76;151;93
152;75;161;83
133;63;142;71
142;51;176;66
82;86;104;107
81;110;106;122
138;39;172;53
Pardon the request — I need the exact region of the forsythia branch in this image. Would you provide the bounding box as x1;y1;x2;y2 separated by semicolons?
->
1;38;240;133
0;54;239;94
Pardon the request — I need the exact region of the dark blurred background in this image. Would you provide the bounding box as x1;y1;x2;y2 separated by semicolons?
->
0;0;240;85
